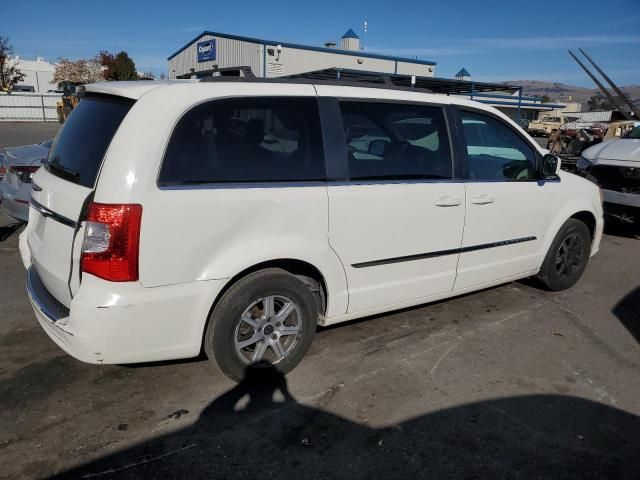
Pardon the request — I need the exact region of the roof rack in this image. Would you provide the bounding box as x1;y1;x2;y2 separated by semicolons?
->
193;66;521;97
292;69;520;95
178;66;256;80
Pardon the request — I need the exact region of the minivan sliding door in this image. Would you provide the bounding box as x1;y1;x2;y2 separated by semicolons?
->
320;95;466;314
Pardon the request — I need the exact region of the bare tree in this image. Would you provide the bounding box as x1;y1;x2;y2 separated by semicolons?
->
0;36;26;91
53;57;103;85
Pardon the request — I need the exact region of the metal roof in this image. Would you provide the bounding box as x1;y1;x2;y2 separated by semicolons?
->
167;31;436;66
341;28;360;39
455;68;470;77
284;68;521;95
559;110;627;122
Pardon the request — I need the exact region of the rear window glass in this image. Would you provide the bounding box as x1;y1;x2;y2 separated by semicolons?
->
46;95;134;188
158;96;325;185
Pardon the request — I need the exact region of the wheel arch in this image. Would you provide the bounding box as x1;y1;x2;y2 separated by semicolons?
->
199;258;332;355
537;201;600;270
221;258;328;314
569;210;596;240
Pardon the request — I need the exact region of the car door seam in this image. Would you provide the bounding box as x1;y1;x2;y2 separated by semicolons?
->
453;185;468;288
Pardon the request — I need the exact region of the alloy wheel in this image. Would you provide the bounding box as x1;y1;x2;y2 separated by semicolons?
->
233;295;302;365
555;233;584;278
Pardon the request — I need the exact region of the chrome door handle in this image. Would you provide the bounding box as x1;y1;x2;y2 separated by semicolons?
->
434;196;462;207
470;194;495;205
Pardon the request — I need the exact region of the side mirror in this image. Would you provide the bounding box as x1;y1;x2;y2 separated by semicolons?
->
540;154;561;179
368;139;387;157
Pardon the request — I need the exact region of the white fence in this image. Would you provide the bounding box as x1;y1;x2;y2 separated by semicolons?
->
0;92;62;122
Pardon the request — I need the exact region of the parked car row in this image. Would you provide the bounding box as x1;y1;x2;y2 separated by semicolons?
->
0;139;53;223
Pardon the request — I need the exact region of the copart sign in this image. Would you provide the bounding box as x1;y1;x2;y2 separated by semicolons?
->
197;40;216;63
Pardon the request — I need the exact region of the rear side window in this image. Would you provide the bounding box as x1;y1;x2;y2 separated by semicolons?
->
339;101;452;181
159;97;325;185
47;95;134;188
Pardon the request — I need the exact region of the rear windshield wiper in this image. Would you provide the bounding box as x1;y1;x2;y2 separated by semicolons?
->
47;162;80;181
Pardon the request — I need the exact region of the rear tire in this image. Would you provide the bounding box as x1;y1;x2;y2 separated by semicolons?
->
204;268;318;382
537;219;591;291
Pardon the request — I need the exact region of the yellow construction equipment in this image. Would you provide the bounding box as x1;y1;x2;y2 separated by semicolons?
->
55;81;80;123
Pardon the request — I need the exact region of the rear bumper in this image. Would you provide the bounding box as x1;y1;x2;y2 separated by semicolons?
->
28;270;98;364
25;266;227;364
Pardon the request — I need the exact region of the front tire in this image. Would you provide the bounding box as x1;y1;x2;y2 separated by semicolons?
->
204;268;318;381
537;219;592;291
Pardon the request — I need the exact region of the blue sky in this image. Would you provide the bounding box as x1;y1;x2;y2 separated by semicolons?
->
4;0;639;86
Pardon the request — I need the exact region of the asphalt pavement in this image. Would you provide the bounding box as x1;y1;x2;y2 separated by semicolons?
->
0;122;60;150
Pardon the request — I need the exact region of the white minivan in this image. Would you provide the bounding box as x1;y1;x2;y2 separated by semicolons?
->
21;79;603;381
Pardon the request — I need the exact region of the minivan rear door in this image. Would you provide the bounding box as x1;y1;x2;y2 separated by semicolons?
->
26;95;134;307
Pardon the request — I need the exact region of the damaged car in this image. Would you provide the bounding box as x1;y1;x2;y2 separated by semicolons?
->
577;124;640;223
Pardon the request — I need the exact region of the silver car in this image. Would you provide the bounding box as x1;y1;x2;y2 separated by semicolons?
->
0;139;53;223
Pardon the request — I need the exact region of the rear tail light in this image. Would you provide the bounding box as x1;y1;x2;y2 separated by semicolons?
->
9;165;40;183
81;203;143;282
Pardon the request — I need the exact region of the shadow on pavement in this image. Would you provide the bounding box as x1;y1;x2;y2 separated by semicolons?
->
52;366;640;479
613;286;640;343
0;222;22;242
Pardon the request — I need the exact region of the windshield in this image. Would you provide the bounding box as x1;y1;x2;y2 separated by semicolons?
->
47;95;134;188
624;125;640;139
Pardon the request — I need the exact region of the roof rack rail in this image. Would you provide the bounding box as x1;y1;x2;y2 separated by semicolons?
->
179;66;256;80
284;68;435;93
192;66;435;93
184;66;521;97
288;68;522;95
